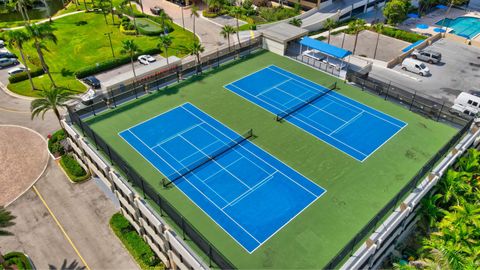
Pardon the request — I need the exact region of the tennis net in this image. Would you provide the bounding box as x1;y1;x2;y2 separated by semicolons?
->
162;129;254;187
276;82;337;121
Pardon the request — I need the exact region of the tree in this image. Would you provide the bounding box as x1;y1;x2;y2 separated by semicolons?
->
190;4;199;39
372;23;384;59
0;207;16;270
207;0;224;13
15;0;31;23
158;35;174;64
120;40;139;84
25;23;57;88
231;6;242;48
7;29;36;91
121;0;138;34
383;0;410;25
31;87;76;128
347;19;365;55
182;41;205;73
323;18;336;44
289;18;302;27
419;193;444;235
220;25;236;51
158;10;171;34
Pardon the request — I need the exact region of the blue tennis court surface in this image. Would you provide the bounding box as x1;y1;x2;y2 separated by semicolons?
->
119;103;326;253
225;65;407;162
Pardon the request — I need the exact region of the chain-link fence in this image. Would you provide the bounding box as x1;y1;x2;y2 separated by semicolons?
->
67;38;263;269
346;71;472;127
323;117;473;269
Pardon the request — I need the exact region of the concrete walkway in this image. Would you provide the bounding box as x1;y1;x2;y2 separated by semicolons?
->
0;83;139;269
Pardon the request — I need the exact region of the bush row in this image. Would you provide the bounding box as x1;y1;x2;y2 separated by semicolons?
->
60;154;90;182
48;129;66;156
110;213;164;270
379;27;427;43
75;48;161;78
8;67;45;84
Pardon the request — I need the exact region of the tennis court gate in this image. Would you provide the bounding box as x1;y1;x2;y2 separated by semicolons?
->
65;39;265;269
346;71;472;127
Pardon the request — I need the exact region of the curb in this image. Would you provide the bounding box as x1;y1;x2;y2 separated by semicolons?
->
2;125;49;207
0;80;36;101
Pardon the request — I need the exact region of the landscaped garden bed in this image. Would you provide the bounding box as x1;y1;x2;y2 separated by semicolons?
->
0;252;34;270
110;213;165;270
59;154;90;183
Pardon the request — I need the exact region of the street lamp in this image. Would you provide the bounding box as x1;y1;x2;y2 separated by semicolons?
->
104;32;115;58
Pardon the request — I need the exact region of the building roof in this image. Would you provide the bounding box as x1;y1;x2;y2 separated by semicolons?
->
260;22;309;43
300;37;352;59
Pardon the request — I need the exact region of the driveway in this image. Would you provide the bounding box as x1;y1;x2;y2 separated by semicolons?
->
370;38;480;102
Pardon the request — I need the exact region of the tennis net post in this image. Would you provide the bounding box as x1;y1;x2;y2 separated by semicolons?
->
275;81;337;122
162;129;254;187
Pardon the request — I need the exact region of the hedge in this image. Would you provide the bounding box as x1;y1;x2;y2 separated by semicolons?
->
75;48;161;78
60;154;90;183
379;27;427;43
110;213;165;270
48;129;66;156
8;68;45;84
1;252;33;270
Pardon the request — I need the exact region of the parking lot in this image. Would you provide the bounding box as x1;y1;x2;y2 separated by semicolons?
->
0;46;24;87
370;38;480;102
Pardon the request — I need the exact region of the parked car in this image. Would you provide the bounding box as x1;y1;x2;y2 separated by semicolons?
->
150;6;163;15
411;49;442;64
0;40;4;48
0;58;19;68
80;88;97;105
0;52;16;59
401;58;430;76
138;55;156;65
7;66;26;75
82;76;101;89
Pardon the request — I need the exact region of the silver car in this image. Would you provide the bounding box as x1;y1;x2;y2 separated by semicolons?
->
411;49;442;64
0;58;19;68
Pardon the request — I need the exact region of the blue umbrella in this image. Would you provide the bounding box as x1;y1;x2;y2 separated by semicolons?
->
416;24;429;29
408;13;420;19
433;28;446;33
436;4;448;9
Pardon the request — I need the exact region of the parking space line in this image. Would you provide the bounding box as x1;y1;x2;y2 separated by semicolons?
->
33;185;92;270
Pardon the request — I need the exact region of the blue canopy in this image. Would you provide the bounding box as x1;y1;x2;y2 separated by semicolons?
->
300;37;352;59
408;13;420;19
436;4;448;9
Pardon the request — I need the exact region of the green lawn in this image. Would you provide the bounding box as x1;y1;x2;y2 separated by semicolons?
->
85;51;456;268
5;12;195;97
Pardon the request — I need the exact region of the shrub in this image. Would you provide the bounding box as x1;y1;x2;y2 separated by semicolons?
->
253;0;271;7
110;213;165;269
3;252;33;270
60;154;90;182
380;27;427;42
257;6;299;22
75;20;88;26
383;0;410;25
48;129;66;156
202;10;220;18
8;68;45;83
75;48;161;78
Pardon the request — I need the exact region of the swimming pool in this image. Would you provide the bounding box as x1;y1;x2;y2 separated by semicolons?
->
435;17;480;39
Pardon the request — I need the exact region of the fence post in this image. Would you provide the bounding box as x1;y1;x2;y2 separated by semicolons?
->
209;245;212;267
141;178;146;199
89;104;96;116
181;217;186;240
437;101;445;121
409;91;417;111
384;82;391;101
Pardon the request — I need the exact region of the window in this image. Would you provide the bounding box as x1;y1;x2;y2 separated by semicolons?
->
468;100;473;105
473;102;478;107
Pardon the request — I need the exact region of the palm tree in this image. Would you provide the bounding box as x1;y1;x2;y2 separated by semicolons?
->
372;23;384;59
323;18;336;44
438;169;469;206
121;0;138;35
15;0;31;23
220;25;236;51
120;40;139;84
183;41;204;73
158;35;174;64
31;87;76;128
419;193;444;235
289;18;302;27
25;23;57;88
158;10;171;34
458;148;480;173
348;19;365;55
231;6;242;48
0;207;16;270
190;5;199;39
7;30;36;91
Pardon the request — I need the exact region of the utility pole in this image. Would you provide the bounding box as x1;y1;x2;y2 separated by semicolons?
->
105;32;115;58
181;6;185;29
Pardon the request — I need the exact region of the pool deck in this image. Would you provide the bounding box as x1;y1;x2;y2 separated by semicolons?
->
398;8;480;41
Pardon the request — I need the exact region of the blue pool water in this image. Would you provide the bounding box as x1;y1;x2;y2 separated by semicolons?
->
435;17;480;39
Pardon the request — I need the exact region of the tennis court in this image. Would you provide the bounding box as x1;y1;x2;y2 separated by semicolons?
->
119;103;326;253
225;65;407;161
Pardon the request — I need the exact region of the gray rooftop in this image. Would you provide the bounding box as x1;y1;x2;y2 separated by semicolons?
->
260;22;309;43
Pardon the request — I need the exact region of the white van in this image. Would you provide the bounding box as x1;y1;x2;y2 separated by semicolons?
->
450;92;480;117
401;58;430;76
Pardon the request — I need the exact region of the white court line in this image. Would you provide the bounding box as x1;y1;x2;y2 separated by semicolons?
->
222;172;277;210
176;140;220;164
122;123;262;248
199;156;244;183
151;123;204;149
253;78;292;98
329;112;364;136
227;83;369;159
267;66;406;129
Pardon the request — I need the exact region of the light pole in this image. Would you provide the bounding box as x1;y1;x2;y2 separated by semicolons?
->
181;6;185;30
105;32;115;58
